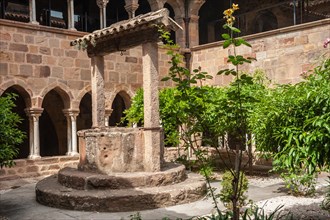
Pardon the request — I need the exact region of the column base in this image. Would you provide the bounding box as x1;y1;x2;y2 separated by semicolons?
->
67;152;79;157
28;155;41;159
29;21;39;25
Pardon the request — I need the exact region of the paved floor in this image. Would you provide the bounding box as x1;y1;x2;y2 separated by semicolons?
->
0;173;327;220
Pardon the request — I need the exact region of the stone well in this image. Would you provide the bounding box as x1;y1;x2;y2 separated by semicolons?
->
35;9;206;212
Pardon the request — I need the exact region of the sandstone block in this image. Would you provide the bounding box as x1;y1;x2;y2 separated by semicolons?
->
39;66;50;77
26;166;39;172
39;47;51;55
51;66;63;78
0;32;11;41
125;56;138;63
25;35;34;44
19;64;33;76
9;43;28;52
14;52;25;62
80;69;90;80
65;50;78;58
0;51;13;62
13;33;24;42
27;54;42;64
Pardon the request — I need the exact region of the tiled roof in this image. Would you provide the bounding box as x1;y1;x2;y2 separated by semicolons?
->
70;8;181;47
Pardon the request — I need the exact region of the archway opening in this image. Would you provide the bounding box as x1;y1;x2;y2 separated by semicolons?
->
1;87;29;159
77;92;92;131
198;0;226;45
135;0;151;16
106;0;128;26
74;0;99;32
254;11;278;33
109;92;131;127
164;3;176;44
40;90;67;156
36;0;68;29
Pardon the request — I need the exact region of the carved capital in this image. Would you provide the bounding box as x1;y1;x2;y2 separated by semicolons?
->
96;0;109;9
25;108;43;118
63;109;80;120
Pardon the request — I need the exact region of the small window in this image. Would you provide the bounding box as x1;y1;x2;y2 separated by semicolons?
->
1;0;29;22
36;0;67;29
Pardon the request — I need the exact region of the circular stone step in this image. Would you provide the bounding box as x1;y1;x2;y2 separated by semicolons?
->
36;172;206;212
58;162;187;190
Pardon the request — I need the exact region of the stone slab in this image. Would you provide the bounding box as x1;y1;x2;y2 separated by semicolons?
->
36;172;206;212
58;162;187;190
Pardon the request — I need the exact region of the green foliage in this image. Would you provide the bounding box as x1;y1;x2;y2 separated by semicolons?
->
250;58;330;194
281;172;316;196
0;94;25;168
219;171;248;209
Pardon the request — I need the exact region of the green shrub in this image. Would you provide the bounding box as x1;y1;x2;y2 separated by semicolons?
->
219;170;248;209
0;94;25;168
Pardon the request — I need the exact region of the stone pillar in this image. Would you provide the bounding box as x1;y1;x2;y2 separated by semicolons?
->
91;56;105;128
142;42;161;172
25;108;43;159
67;0;76;30
29;0;39;24
105;109;113;126
174;16;186;48
96;0;109;29
124;0;139;18
63;109;79;156
188;15;200;47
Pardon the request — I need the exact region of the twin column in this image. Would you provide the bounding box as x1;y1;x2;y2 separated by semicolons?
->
24;108;80;158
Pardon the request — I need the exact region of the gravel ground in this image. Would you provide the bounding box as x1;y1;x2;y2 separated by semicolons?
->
256;195;330;220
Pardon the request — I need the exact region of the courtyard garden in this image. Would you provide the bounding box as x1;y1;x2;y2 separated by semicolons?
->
122;4;330;220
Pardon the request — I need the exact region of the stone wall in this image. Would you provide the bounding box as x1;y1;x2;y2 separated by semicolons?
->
191;19;330;86
0;156;79;181
0;19;174;109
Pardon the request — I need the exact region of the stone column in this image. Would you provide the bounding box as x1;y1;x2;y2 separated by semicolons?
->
63;109;79;156
142;42;161;172
67;0;76;30
124;0;139;18
25;108;43;159
105;109;113;126
29;0;39;24
174;16;186;48
91;56;105;128
96;0;109;29
188;15;200;47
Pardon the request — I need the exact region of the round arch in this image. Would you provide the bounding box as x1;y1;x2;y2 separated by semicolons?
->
254;10;278;33
135;0;151;16
146;0;165;11
164;0;184;17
